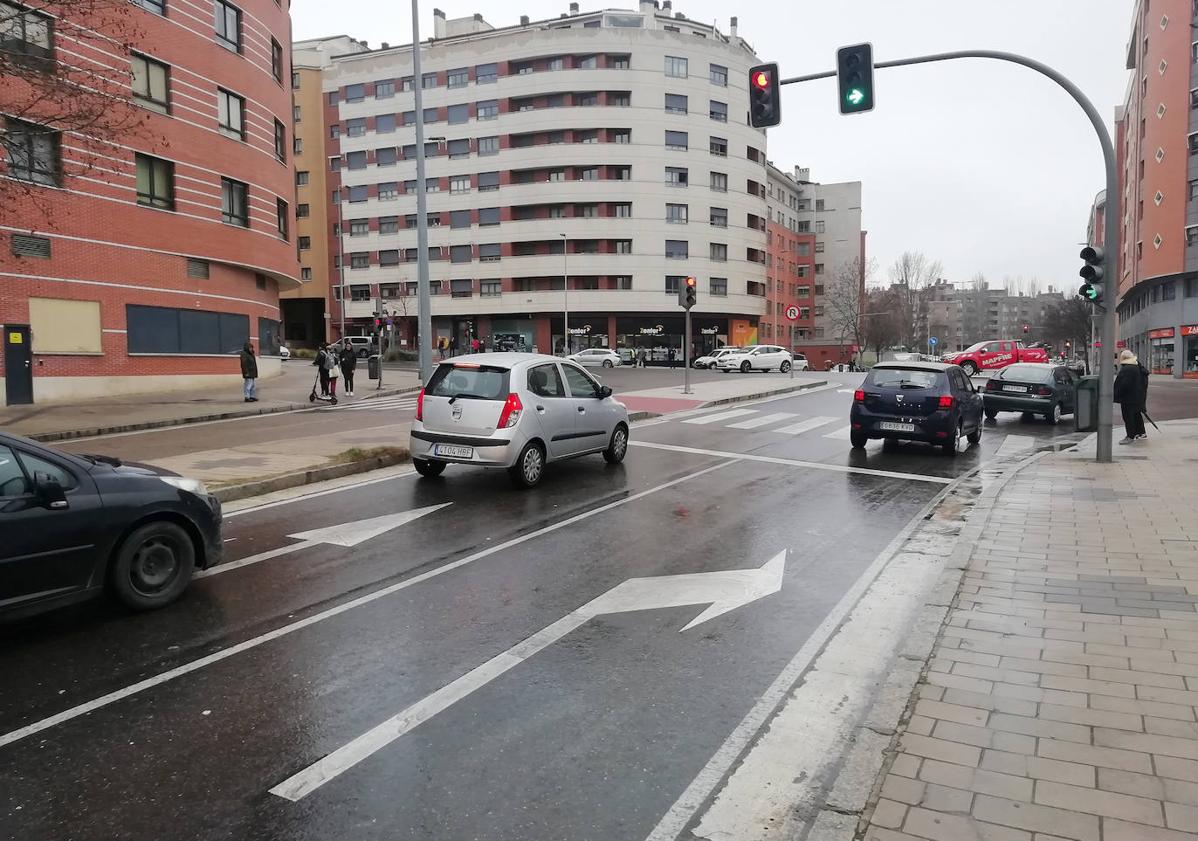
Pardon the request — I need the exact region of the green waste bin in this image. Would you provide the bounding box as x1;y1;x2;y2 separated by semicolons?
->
1074;375;1099;432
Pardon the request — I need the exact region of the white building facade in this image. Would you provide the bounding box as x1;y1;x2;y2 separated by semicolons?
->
320;2;768;358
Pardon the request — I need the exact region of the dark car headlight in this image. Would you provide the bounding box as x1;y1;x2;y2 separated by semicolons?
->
160;476;212;497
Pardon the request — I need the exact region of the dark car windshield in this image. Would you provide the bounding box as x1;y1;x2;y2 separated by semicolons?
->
867;368;939;389
999;364;1053;383
427;364;510;400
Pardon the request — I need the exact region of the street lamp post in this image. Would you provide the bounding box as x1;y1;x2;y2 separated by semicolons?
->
332;163;347;344
411;0;434;384
559;232;569;355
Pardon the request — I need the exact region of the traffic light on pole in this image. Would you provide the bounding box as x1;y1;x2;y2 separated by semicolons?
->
678;276;698;310
1078;245;1105;304
836;43;875;115
748;63;781;128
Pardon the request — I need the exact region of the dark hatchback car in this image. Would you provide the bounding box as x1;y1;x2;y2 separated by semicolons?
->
0;432;222;620
982;363;1078;425
850;362;985;455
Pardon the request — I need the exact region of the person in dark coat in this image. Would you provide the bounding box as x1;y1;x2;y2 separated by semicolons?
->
340;339;358;396
1113;348;1148;443
314;343;330;397
240;342;258;402
667;346;677;369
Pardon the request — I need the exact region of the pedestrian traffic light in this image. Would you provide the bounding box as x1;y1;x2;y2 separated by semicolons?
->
748;63;781;128
1079;245;1105;304
679;276;697;310
1023;324;1029;334
836;43;875;115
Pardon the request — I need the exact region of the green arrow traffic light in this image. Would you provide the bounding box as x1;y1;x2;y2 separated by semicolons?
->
846;88;865;106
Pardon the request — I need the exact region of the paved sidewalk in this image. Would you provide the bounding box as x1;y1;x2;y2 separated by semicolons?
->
855;421;1198;841
0;364;420;440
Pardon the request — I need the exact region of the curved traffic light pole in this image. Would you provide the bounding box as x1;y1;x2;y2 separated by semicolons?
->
781;50;1118;462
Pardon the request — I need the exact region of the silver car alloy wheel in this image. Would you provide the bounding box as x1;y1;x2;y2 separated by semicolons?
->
523;446;544;484
613;427;628;459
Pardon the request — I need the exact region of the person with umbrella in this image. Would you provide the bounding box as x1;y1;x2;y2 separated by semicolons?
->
1113;349;1149;443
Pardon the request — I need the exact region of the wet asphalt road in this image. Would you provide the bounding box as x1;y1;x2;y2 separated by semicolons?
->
0;382;1088;841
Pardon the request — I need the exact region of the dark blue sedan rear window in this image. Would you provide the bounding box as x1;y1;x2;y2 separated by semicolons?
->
867;368;939;388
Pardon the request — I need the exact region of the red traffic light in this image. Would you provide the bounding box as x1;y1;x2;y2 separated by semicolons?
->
685;276;697;287
752;70;770;89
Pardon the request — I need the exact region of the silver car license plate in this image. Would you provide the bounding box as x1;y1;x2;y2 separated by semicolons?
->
433;444;473;458
1002;384;1028;393
879;421;916;433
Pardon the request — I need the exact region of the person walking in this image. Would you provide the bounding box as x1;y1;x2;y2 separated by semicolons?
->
240;342;258;402
314;342;330;397
471;336;480;353
1114;348;1148;443
340;339;357;396
325;343;341;399
449;335;459;357
667;346;677;369
637;348;647;368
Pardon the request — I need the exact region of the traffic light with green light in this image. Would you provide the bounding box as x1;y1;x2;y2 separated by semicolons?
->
1078;245;1104;304
748;63;781;128
836;43;875;115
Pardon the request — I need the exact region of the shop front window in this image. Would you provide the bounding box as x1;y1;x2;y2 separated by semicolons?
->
1151;338;1175;374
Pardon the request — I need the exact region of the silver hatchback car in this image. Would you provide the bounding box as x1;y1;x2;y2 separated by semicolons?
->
409;353;631;488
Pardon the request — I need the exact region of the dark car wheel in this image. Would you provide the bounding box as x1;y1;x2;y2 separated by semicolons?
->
740;361;751;373
850;430;868;449
961;361;978;376
509;442;545;488
109;521;195;611
984;408;998;421
358;349;369;359
603;424;629;464
413;458;446;478
942;422;962;457
967;423;982;445
780;360;792;374
602;359;614;369
1045;403;1062;426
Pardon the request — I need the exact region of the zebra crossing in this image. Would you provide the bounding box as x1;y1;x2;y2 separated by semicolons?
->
679;407;848;438
322;395;419;413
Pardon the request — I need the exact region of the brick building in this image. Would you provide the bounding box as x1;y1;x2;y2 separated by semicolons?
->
0;0;299;406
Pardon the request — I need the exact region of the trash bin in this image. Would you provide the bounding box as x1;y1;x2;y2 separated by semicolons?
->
1074;375;1099;432
367;354;380;380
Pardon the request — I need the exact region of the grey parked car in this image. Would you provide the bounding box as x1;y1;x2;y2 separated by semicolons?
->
409;353;631;488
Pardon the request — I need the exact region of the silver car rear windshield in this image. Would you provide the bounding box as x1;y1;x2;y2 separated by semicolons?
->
867;368;939;389
427;364;510;400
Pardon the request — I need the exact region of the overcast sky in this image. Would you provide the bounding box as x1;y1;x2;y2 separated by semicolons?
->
292;0;1131;292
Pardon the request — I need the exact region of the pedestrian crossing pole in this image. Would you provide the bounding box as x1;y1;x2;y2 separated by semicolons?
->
683;309;692;395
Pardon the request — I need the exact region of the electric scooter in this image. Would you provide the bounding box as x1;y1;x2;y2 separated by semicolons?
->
308;371;338;405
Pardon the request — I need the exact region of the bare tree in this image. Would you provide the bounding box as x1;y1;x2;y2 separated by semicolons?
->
826;257;870;365
861;287;902;363
1;0;150;218
887;251;943;348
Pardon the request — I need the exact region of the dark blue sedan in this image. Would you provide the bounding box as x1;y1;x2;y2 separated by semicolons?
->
850;362;985;455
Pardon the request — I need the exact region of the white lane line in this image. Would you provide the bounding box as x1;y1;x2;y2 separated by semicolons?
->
0;460;738;752
682;409;758;426
724;412;797;430
664;383;843;421
224;468;416;518
771;416;838;436
195;541;318;580
823;425;852;439
994;433;1036;458
629;440;952;485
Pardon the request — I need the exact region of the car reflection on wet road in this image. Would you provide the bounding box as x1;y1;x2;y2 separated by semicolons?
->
0;381;1083;841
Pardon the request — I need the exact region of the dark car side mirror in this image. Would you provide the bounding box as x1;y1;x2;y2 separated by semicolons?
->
34;471;68;510
597;385;613;399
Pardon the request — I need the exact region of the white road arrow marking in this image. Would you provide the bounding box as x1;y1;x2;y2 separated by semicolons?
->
269;550;787;803
196;503;451;578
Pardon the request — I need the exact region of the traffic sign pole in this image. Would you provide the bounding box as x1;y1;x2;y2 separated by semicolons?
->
683;309;692;395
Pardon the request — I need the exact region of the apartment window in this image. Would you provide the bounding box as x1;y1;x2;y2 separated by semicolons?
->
376;113;396;133
447;104;469;124
451;244;472;263
797;243;810;256
615;240;632;254
347;118;366;137
342;84;364;104
477;100;498;120
613;202;632;218
579;167;599;181
469;171;497;193
478;136;499;156
1190;133;1198;155
291;136;303;154
709;63;727;86
815;199;825;211
346;151;366;170
422;72;437;89
476;63;497;84
815;220;826;233
665;167;688;187
576;129;599;144
375;79;395;98
709;277;727;296
814;263;825;275
135;0;165;14
665;275;684;295
710;172;727;192
276;198;288;239
609;92;631;107
131;54;170;114
378;182;398;200
135;153;174;210
610;165;631;181
349;253;369;269
216;89;246;140
272;119;286;161
349;219;368;236
665;94;688;114
665;130;688;150
815;241;825;253
300;267;312;280
481;280;501;296
709;100;727;122
609;53;632;68
665;56;688;77
424;107;439;124
478;243;501;263
547;56;564;71
374;147;397;167
548;169;566;182
298;236;311;250
374;215;398;235
348;185;368;202
0;121;58;187
479;207;500;226
446;67;469;88
577;54;598;69
710;207;727;227
449;175;471;194
441;210;469;231
608;129;631;145
271;38;284;83
797;221;810;233
220;177;248;226
329;124;340;140
214;0;241;51
710;243;727;262
709;136;727;157
665;240;688;259
400;76;413;91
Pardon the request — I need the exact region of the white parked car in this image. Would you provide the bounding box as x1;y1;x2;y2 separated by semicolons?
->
715;345;794;374
692;347;742;369
792;352;809;371
568;348;622;369
278;345;291;360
